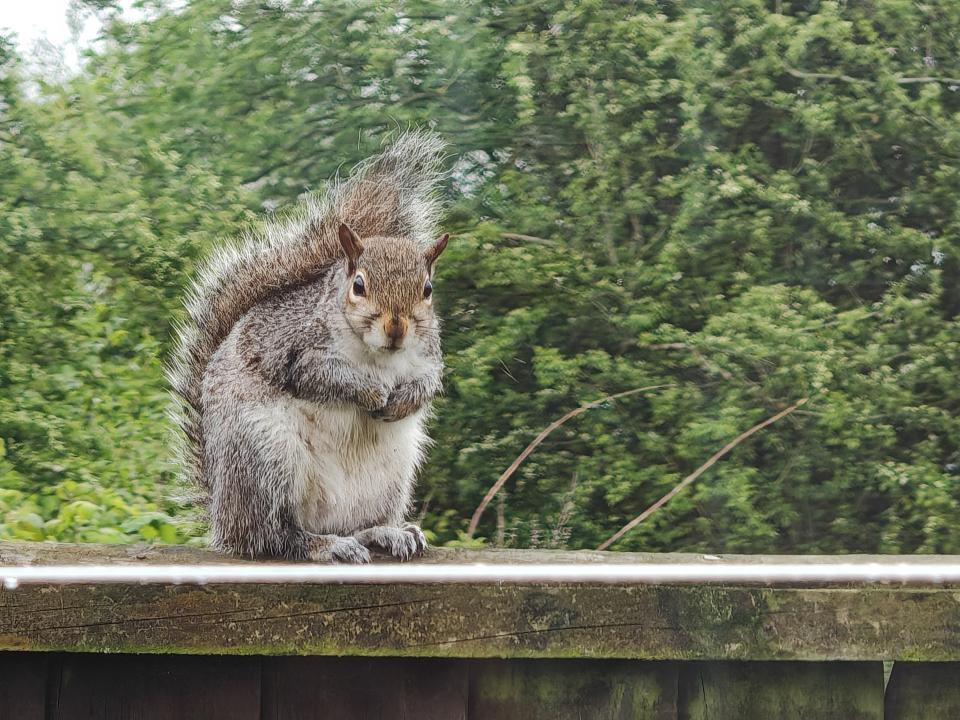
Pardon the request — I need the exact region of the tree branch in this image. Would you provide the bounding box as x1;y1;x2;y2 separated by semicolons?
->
596;398;808;551
465;385;673;539
787;67;960;85
500;232;558;246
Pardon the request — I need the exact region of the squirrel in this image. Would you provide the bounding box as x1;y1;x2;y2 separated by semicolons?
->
166;130;449;563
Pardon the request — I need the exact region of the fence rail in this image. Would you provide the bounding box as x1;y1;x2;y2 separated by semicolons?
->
1;541;958;718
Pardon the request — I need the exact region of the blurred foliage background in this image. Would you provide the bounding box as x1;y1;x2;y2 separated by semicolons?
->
1;0;959;553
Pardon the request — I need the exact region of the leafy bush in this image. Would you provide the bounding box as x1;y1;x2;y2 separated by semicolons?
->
1;1;958;553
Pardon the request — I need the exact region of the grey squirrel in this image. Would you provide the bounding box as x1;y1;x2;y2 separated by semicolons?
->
167;131;449;563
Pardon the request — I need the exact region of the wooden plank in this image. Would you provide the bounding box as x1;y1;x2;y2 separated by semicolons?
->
885;662;960;718
0;651;49;720
2;541;960;661
48;653;261;720
3;581;960;661
678;661;883;719
468;659;678;719
6;539;960;568
262;656;467;719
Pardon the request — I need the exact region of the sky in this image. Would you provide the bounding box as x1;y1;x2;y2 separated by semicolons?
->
2;1;101;70
1;1;148;73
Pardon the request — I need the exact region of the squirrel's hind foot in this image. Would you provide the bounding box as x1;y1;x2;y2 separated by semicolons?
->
353;524;428;561
308;535;371;564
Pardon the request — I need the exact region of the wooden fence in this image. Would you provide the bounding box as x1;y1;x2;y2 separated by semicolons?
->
1;541;959;718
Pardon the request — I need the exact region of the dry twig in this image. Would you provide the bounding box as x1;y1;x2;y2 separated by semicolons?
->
465;384;672;539
596;398;808;551
500;232;558;246
786;67;960;85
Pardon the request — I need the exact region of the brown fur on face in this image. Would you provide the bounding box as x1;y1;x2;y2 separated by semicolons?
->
340;229;448;352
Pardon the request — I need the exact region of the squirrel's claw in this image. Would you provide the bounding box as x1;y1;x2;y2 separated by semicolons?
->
354;524;428;561
401;523;428;556
308;535;371;564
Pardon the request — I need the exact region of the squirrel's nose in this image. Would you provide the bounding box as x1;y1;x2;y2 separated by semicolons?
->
383;314;408;347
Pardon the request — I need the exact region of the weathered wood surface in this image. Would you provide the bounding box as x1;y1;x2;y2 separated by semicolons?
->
678;661;883;719
7;540;960;567
468;658;679;719
262;656;468;719
0;651;951;719
0;652;468;720
2;541;960;660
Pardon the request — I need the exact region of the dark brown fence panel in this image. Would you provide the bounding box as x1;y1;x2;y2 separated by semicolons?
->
48;654;261;720
678;661;883;719
468;658;679;720
0;651;48;720
4;652;960;719
885;662;960;719
261;656;468;720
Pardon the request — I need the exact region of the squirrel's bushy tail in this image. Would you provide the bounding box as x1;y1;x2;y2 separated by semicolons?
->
166;130;447;496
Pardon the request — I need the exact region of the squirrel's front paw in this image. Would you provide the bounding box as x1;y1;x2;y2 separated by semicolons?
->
370;394;421;422
308;535;371;564
355;383;390;412
354;524;428;561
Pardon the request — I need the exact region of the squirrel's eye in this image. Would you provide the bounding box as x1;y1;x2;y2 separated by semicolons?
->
423;280;433;299
352;275;366;297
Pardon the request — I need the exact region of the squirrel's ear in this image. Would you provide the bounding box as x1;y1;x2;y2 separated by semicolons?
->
424;233;450;270
338;223;363;274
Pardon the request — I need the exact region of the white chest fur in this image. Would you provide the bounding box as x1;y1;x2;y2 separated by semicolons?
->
280;337;432;535
287;399;427;534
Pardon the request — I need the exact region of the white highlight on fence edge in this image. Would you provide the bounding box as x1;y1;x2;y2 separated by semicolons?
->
2;562;960;587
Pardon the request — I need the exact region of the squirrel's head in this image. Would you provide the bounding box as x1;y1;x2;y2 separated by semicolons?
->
337;222;449;354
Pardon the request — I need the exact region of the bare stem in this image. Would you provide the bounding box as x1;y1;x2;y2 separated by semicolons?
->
786;67;960;85
465;384;673;539
596;398;808;551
